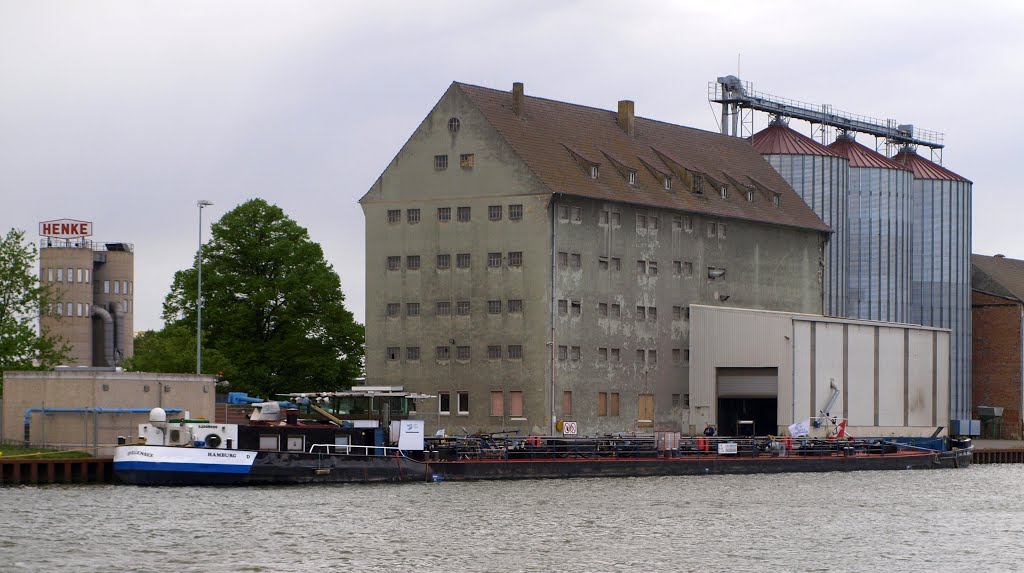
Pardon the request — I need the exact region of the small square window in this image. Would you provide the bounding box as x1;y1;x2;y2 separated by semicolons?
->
649;350;657;364
570;346;581;360
672;393;681;407
458;392;470;415
387;256;401;270
673;349;681;363
598;392;608;416
611;212;621;226
570;253;581;268
648;307;657;321
436;301;451;316
648;261;658;275
637;260;647;274
571;207;582;222
386;303;400;317
558;345;568;360
636;306;646;320
599;256;609;270
637;214;647;228
407;255;420;270
488;252;502;268
488;345;502;359
558;251;568;267
599;348;608;361
434;155;448;170
558;205;570;221
598;302;608;316
508;345;523;359
684;348;691;362
457;207;471;222
692;174;704;194
600;210;609;225
508;299;523;313
407;303;421;317
636;349;645;362
684;307;691;321
456;301;471;316
436;346;450;360
488;300;502;314
673;215;682;229
650;217;659;230
558;299;568;315
673;306;682;320
611;348;620;362
509;204;523;220
719;224;727;238
408;208;421;223
456;346;471;360
407;347;420;361
439;391;451;414
571;301;581;316
438;207;451;222
684;215;693;232
456;253;471;268
437;254;451;269
673;261;682;275
460;153;475;169
489;205;503;221
508;251;522;266
386;347;400;361
612;257;621;271
684;262;693;277
611;303;621;317
387;209;401;223
707;222;718;237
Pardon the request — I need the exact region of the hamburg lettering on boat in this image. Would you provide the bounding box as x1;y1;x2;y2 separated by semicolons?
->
207;452;237;458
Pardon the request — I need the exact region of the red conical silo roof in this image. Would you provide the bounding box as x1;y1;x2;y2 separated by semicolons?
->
890;150;971;183
751;123;841;157
827;137;911;170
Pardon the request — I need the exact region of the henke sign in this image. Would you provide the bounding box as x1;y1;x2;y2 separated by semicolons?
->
39;219;93;239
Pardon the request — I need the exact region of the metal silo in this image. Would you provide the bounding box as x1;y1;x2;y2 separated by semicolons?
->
752;121;849;317
828;134;912;323
892;149;972;422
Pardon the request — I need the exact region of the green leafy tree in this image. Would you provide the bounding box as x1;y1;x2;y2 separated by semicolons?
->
123;323;234;377
0;228;71;393
157;199;363;396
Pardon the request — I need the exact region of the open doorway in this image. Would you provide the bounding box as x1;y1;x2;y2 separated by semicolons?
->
716;367;778;436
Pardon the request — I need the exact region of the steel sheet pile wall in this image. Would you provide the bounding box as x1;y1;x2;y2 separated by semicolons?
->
829;136;912;323
894;150;973;421
755;124;849;317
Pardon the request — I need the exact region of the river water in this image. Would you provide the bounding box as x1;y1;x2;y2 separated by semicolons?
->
1;465;1022;572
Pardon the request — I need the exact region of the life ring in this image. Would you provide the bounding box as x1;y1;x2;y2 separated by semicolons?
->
696;437;709;452
204;434;222;448
526;436;543;447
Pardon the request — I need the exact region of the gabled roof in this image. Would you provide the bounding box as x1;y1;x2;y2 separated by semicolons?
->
890;150;972;183
827;137;911;171
973;254;1024;301
750;123;841;158
455;83;830;233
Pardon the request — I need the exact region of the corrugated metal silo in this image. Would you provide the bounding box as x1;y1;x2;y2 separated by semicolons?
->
891;149;972;422
828;134;913;323
752;121;849;317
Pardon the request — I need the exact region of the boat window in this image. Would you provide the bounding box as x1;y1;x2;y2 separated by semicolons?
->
259;435;280;451
287;436;305;452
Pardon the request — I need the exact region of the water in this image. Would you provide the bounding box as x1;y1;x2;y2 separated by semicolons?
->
2;465;1022;573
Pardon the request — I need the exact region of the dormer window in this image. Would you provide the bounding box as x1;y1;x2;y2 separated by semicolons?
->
746;190;754;202
692;174;704;195
591;165;599;179
627;171;636;185
720;186;728;199
663;177;671;190
773;194;780;207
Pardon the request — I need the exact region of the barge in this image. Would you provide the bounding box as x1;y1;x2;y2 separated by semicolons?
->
114;389;973;486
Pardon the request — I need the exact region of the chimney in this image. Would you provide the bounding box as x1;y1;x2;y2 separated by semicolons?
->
512;82;524;117
617;100;635;136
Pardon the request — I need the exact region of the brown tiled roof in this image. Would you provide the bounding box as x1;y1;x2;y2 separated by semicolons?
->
890;150;972;183
973;254;1024;301
827;137;911;171
750;123;841;157
456;83;830;233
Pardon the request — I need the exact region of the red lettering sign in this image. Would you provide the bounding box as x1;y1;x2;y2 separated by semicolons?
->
39;219;93;239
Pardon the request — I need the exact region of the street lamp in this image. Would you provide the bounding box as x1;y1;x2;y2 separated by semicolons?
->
197;200;213;374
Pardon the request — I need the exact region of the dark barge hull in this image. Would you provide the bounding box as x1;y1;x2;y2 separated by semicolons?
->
115;447;972;485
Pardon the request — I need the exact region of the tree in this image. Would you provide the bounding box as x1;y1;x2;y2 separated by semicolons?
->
123;323;234;377
156;199;363;396
0;228;71;393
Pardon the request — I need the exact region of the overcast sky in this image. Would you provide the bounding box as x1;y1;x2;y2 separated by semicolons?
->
2;1;1020;332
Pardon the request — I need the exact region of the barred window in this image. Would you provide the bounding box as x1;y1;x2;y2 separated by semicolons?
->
437;254;451;269
436;346;450;360
434;155;448;170
488;300;502;314
407;303;421;317
507;299;523;313
457;206;471;222
456;346;471;360
386;347;400;361
438;207;451;222
488;252;502;268
387;256;401;270
488;205;503;221
407;208;420;223
407;255;420;270
570;253;581;268
387;209;401;223
508;345;523;359
460;153;474;169
457;300;471;316
509;204;523;220
558;251;568;267
407;346;420;361
436;301;451;316
386;303;400;317
488;345;502;359
508;251;522;266
456;253;471;268
648;261;658;275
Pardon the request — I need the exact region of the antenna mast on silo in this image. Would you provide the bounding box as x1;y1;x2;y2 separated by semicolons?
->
709;76;945;163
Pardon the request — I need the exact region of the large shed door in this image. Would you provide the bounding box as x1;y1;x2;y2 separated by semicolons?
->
717;368;778;398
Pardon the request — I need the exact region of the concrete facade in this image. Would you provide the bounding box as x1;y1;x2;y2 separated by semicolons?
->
39;240;135;366
2;370;215;456
362;82;829;436
691;305;951;437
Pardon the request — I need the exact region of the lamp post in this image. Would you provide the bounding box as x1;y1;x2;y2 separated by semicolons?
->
196;200;213;374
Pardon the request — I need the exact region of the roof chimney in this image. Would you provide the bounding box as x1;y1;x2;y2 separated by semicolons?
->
512;82;524;117
995;254;1006;258
617;100;635;136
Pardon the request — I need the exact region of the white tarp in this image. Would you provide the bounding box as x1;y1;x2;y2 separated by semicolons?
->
788;419;811;437
396;420;425;451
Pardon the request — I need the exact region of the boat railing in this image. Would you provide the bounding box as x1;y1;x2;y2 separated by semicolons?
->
307;443;403;456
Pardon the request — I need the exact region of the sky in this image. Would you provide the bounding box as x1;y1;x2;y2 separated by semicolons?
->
2;1;1021;332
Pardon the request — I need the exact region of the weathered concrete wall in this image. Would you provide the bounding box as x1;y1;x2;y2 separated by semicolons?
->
972;290;1023;438
2;370;215;456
